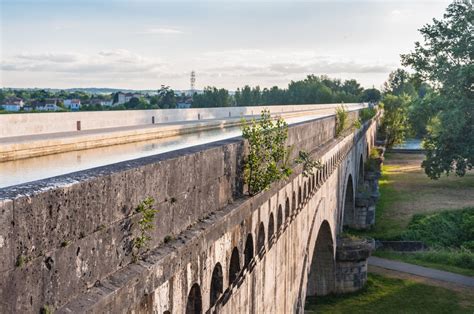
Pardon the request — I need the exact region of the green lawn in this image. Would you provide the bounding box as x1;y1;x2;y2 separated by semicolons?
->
350;153;474;276
305;273;474;314
359;153;474;240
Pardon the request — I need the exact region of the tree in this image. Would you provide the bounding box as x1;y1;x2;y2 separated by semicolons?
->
242;110;292;195
192;87;230;108
401;1;473;179
379;94;411;148
157;85;176;109
360;88;382;103
383;69;417;97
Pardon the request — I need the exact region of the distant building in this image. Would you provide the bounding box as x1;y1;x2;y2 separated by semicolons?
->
113;92;141;106
91;98;113;107
37;99;60;111
64;99;81;111
176;102;192;109
176;97;193;109
1;97;24;112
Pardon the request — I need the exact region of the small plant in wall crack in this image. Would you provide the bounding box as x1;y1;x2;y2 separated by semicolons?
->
132;197;158;262
241;110;293;195
295;150;322;177
335;104;349;137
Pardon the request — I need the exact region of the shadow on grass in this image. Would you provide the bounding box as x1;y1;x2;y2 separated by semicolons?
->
305;274;473;313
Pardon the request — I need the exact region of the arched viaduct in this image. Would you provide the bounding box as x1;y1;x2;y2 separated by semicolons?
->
0;108;378;313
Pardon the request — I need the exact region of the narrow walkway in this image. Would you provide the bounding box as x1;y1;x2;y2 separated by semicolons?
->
369;256;474;288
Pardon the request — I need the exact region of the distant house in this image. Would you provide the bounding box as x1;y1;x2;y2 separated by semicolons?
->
37;99;60;111
113;92;141;106
100;100;113;107
176;97;193;109
176;102;191;109
1;97;24;112
91;98;113;107
64;99;81;111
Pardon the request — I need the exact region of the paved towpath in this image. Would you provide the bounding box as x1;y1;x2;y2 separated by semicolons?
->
369;256;474;288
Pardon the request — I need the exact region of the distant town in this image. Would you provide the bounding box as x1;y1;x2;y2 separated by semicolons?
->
0;75;382;113
0;86;195;113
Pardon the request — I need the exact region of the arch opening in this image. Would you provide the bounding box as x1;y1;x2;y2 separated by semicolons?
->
244;233;254;269
277;205;283;231
306;221;335;298
210;263;223;307
342;174;355;228
292;191;296;213
358;154;364;186
285;197;290;220
298;186;302;206
268;213;275;245
257;222;265;255
228;247;240;284
186;283;202;314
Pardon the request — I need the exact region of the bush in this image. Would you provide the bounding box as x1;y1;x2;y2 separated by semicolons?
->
401;207;474;249
242;110;292;195
359;107;377;122
335;104;348;136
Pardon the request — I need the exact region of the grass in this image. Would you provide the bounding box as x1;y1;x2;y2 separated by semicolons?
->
305;273;474;313
359;154;474;240
350;153;474;276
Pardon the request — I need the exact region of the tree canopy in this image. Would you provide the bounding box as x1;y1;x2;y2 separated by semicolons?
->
401;1;473;179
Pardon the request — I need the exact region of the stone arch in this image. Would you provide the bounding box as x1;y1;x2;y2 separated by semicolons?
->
306;220;335;297
277;205;283;231
186;283;202;314
257;222;265;255
268;213;275;244
285;197;290;220
342;174;355;227
244;233;254;268
210;263;223;307
358;154;364;185
228;247;240;284
304;182;307;200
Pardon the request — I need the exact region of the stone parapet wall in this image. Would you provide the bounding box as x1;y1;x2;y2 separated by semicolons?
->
0;103;365;138
0;113;341;312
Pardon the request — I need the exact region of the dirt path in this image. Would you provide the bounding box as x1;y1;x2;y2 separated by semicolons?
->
369;264;474;294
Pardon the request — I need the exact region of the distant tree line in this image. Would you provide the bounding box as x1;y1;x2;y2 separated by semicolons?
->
192;75;381;108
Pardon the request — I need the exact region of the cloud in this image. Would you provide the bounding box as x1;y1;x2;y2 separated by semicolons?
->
16;52;79;63
1;50;167;75
140;28;184;35
391;9;401;16
199;50;394;79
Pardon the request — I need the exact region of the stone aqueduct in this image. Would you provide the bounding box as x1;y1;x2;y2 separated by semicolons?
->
0;108;378;313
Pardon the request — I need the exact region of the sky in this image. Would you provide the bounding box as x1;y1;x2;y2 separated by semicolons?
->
0;0;451;91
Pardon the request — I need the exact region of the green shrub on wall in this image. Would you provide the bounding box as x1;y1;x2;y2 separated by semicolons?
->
242;110;292;195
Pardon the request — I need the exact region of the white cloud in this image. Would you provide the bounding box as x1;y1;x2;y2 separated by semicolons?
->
140;28;184;35
391;9;402;16
198;50;395;79
1;50;167;75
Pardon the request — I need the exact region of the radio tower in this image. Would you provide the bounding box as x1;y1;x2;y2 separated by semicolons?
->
190;70;196;95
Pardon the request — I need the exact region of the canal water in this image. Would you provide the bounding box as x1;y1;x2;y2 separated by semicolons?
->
0;113;329;188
